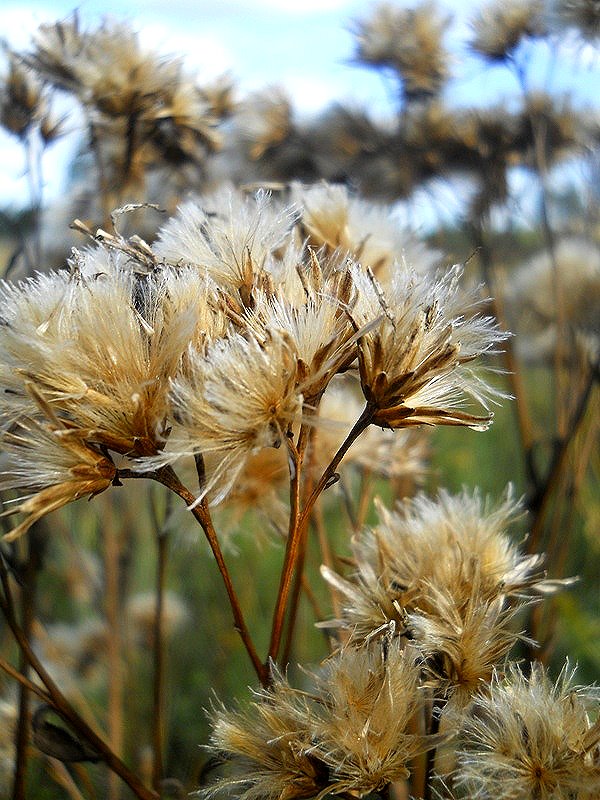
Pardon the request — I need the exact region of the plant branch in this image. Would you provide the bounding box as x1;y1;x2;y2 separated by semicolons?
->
146;466;266;685
527;363;598;554
0;552;158;800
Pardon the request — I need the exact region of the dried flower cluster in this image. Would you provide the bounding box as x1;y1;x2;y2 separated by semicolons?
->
353;1;451;101
455;663;600;799
320;488;571;706
205;640;442;800
0;185;504;537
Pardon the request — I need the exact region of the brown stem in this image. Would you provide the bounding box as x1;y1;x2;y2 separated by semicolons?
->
299;405;374;534
148;466;266;685
151;490;171;792
12;527;44;800
0;657;51;703
528;364;597;554
313;501;342;623
268;406;373;669
267;432;307;668
0;555;157;800
280;524;308;669
104;504;124;800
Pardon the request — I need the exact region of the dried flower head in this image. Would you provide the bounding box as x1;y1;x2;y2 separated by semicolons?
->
0;53;44;140
409;583;527;707
309;640;443;795
470;0;546;62
163;330;302;503
246;262;357;401
293;181;441;280
203;641;442;800
0;255;203;458
155;188;295;304
353;1;451;101
551;0;600;41
204;672;322;800
235;87;292;160
0;411;116;541
455;662;600;799
321;487;566;644
350;264;507;430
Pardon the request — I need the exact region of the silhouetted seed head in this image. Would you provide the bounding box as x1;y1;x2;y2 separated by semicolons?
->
552;0;600;41
470;0;546;62
353;1;451;101
0;54;44;140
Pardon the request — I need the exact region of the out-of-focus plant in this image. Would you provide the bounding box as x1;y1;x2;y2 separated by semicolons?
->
0;2;598;799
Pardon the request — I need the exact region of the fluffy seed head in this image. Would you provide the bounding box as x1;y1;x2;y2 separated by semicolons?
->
455;662;600;799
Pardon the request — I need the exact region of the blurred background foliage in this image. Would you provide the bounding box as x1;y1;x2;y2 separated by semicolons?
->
0;0;598;797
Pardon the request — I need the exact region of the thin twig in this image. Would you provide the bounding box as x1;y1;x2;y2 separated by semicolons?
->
528;364;598;554
0;553;158;800
142;467;266;685
104;502;124;800
267;430;307;668
269;406;373;670
151;489;172;791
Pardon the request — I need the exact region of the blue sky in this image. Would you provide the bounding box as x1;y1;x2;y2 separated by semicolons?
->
1;0;598;210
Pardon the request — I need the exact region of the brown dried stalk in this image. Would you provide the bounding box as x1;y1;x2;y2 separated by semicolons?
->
0;552;158;800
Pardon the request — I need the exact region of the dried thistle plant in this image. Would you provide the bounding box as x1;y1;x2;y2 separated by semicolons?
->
454;662;600;799
469;0;546;62
353;1;451;102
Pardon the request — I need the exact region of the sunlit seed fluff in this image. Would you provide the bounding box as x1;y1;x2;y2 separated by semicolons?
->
408;583;527;708
154;187;296;301
308;640;444;795
292;181;441;280
0;416;116;541
321;487;568;644
165;330;302;503
0;269;83;426
455;662;600;800
469;0;547;62
350;264;507;430
0;252;206;457
246;282;356;401
203;673;323;800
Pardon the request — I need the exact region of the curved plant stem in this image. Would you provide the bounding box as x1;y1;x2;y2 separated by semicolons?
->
298;404;374;533
0;553;158;800
268;405;374;669
150;489;172;791
147;466;266;685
